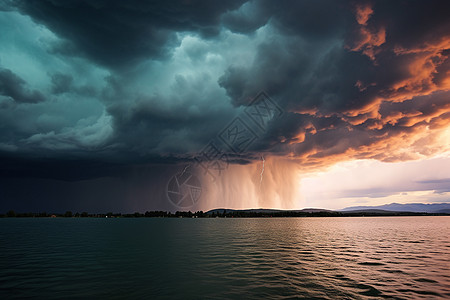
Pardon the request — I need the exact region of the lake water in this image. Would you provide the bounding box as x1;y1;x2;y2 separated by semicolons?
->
1;216;449;299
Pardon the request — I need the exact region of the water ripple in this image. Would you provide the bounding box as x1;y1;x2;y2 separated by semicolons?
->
1;216;449;299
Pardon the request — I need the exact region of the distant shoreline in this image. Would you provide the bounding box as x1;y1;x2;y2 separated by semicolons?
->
1;210;449;219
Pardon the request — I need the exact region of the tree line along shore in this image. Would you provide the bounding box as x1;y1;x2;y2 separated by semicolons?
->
1;210;447;218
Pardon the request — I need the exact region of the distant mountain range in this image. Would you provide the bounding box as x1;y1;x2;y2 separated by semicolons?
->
340;203;450;214
206;203;450;215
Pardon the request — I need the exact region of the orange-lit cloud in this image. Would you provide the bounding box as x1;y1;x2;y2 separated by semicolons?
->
355;4;373;25
285;94;450;172
349;4;385;60
281;4;450;174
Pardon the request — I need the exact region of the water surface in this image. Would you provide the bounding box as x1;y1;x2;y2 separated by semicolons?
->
1;216;449;299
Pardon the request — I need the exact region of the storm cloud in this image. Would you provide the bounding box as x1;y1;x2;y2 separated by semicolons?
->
0;0;450;212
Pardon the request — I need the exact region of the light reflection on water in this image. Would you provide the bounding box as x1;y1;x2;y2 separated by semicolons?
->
1;216;449;299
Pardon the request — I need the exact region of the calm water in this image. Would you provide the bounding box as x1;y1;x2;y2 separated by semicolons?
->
1;217;449;299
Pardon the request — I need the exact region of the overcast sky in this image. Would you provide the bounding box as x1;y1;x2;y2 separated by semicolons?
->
1;0;450;213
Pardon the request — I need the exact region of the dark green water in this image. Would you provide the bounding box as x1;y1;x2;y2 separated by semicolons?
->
1;217;449;299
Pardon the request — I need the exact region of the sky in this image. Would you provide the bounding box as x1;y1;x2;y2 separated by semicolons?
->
0;0;450;213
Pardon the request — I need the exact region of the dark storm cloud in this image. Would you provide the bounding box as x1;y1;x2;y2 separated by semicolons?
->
0;68;45;103
222;0;351;38
50;72;96;96
220;0;450;109
1;0;450;214
8;0;246;68
101;71;237;156
50;73;73;94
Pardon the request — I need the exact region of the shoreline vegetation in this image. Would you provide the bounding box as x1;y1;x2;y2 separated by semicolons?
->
1;209;449;218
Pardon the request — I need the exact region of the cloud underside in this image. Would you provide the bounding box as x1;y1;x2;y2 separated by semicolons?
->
0;0;450;176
